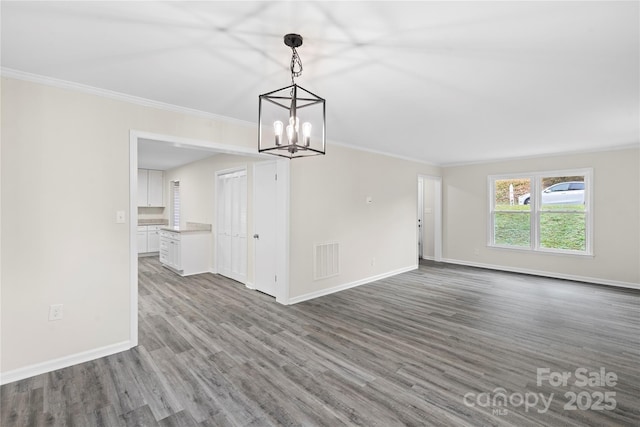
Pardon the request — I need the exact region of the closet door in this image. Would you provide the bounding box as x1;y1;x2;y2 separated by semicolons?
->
216;169;247;284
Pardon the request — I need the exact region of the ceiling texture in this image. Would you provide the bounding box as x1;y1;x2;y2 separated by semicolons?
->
2;1;638;166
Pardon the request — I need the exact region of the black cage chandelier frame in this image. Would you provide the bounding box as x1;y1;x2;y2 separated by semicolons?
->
258;33;326;159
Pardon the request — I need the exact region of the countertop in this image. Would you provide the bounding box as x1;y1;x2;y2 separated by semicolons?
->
138;219;168;226
161;222;212;234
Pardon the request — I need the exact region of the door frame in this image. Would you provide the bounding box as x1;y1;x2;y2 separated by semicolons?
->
417;174;443;262
129;130;290;347
417;177;424;259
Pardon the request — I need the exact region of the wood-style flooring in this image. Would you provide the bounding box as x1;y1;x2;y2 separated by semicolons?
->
2;257;639;426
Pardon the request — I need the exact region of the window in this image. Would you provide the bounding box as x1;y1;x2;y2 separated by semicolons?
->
489;169;592;255
171;180;180;228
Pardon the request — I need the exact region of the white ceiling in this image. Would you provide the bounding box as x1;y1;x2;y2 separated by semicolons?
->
2;1;638;165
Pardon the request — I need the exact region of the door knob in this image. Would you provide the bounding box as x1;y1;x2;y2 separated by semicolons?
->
253;234;259;239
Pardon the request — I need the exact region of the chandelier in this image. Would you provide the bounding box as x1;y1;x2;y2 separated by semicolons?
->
258;34;326;158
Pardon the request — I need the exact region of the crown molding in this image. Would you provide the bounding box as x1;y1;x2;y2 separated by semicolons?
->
441;142;640;168
1;67;256;128
328;139;441;167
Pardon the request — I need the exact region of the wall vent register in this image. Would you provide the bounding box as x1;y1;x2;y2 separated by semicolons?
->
314;242;340;280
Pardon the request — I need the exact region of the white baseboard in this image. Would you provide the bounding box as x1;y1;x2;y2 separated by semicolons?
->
288;265;419;305
440;258;640;290
0;340;132;385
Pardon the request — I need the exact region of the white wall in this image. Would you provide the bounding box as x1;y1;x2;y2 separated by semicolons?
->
162;153;266;283
442;148;640;286
288;146;440;300
0;77;254;375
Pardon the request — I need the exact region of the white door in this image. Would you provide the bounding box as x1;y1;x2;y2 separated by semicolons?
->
253;161;278;297
216;169;247;284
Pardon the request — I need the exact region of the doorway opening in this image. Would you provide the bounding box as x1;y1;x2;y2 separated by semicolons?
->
129;130;290;347
417;175;442;262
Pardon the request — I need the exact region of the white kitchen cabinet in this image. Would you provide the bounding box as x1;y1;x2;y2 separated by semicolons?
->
138;225;162;254
137;226;148;254
137;169;164;207
147;225;161;252
148;170;164;207
159;229;210;276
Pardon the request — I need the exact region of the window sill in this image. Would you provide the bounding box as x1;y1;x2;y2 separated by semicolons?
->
488;244;594;258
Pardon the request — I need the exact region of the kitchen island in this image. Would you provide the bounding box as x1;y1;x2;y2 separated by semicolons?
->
159;222;211;276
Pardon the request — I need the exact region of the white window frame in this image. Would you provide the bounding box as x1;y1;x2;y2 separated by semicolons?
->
171;180;180;228
488;168;593;256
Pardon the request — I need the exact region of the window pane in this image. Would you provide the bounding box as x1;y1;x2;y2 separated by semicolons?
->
540;176;585;209
495;178;531;210
495;212;530;246
540;212;586;251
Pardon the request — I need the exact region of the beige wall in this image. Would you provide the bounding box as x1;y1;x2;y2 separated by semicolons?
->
442;148;640;285
0;76;440;376
289;146;440;299
2;74;637;381
0;77;254;373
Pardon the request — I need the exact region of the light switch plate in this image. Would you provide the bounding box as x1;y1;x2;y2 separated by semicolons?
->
49;304;63;321
116;210;126;223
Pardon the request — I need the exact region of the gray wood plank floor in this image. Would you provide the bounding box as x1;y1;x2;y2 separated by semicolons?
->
2;257;639;426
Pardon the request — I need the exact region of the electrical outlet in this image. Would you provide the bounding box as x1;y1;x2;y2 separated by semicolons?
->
49;304;63;321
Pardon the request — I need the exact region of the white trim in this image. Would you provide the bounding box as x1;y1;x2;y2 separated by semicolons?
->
0;341;131;385
488;169;593;256
287;265;418;305
329;139;439;166
4;68;636;169
129;133;139;347
275;160;291;305
1;68;255;128
442;143;640;168
417;178;424;259
440;258;640;291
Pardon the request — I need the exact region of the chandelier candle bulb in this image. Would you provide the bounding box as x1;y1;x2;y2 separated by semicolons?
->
286;124;294;144
303;122;312;146
273;121;283;146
